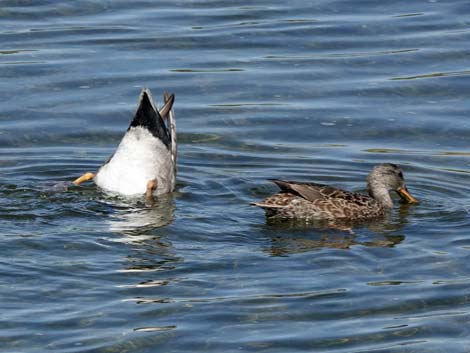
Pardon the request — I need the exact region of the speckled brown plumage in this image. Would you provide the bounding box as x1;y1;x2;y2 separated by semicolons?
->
252;164;418;221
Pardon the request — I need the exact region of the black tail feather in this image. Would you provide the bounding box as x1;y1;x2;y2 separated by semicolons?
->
128;89;171;149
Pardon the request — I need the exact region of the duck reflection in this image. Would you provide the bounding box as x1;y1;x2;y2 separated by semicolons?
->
106;193;175;237
262;203;412;256
103;195;183;334
102;193;180;271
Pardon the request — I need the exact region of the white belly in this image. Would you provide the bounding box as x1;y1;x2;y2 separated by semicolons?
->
94;127;175;196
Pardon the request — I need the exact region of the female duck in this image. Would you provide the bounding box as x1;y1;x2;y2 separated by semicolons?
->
252;163;418;220
73;88;176;199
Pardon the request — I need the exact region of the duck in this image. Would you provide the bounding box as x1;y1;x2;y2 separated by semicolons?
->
73;88;177;200
251;163;418;220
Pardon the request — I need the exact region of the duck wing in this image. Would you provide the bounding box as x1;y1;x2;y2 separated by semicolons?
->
269;179;365;203
163;91;177;167
159;92;175;120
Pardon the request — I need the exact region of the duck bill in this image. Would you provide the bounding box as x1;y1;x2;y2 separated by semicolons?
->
397;187;419;204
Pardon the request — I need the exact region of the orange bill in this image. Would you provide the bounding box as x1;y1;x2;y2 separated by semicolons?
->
397;187;419;204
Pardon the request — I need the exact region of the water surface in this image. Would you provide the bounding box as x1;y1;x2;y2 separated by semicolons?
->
2;0;470;352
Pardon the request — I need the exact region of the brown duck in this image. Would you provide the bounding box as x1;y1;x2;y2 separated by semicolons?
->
252;163;418;220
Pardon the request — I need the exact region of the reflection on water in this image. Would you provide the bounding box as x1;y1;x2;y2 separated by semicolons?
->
106;195;175;237
104;195;180;281
266;233;405;255
261;204;411;255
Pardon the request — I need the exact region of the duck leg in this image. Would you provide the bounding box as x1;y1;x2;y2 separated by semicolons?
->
73;172;95;185
146;179;158;203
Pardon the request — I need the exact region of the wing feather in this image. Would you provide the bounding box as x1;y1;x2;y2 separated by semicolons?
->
269;179;369;205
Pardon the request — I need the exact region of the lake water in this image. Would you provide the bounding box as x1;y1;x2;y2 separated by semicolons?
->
1;0;470;352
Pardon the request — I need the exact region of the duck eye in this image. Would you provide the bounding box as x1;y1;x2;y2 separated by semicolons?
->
397;171;403;179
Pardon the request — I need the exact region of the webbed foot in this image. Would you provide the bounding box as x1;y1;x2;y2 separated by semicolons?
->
73;172;95;185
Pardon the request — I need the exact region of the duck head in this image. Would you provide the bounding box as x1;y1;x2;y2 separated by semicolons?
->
367;163;418;208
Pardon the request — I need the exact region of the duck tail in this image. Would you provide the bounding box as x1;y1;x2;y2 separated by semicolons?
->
128;88;171;149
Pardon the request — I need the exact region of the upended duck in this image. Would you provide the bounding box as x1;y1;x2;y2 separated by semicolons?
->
252;163;418;220
73;88;177;199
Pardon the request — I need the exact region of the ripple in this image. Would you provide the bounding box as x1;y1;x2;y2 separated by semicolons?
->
390;69;470;80
134;325;176;332
265;48;419;60
367;280;424;286
170;68;244;73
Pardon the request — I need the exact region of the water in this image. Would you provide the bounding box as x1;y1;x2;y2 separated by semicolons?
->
1;0;470;352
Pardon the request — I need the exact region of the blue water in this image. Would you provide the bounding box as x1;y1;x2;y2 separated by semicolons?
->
2;1;470;352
